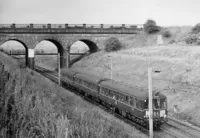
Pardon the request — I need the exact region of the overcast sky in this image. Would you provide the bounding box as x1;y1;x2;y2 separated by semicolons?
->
0;0;200;26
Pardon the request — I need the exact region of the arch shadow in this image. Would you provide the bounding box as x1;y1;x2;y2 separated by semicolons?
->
0;39;28;66
79;39;99;53
69;39;99;67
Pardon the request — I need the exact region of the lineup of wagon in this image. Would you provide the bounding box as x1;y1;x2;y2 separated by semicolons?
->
61;69;168;129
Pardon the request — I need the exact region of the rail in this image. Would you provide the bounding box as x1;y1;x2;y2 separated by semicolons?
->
0;23;143;34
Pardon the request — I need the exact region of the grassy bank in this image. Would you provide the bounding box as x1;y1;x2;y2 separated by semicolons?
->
0;52;146;138
70;44;200;127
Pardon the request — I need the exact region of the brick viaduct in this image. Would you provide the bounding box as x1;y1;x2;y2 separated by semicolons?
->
0;24;142;69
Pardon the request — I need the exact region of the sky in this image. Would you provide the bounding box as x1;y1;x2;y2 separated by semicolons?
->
0;0;200;26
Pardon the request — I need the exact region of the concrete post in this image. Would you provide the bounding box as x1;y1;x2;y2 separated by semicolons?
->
64;49;70;68
65;24;68;28
101;24;103;29
83;24;86;29
30;24;33;29
28;49;35;69
122;24;125;32
148;68;153;138
47;24;51;29
11;24;16;29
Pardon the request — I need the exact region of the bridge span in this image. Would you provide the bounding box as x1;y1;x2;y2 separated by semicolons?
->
0;23;142;69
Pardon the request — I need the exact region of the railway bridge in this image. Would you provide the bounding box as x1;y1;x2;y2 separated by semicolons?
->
0;23;142;69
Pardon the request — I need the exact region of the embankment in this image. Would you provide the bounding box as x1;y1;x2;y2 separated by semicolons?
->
0;51;146;138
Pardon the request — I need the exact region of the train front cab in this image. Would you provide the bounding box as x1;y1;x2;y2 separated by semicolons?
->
143;95;168;128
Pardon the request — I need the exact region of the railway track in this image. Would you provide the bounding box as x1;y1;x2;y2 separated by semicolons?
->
160;118;200;138
34;65;199;138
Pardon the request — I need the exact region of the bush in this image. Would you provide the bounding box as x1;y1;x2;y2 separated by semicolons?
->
169;39;176;44
185;34;198;44
163;30;172;38
143;19;161;34
104;37;123;52
192;23;200;34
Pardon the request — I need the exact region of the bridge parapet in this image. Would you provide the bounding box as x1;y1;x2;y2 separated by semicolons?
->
0;24;143;34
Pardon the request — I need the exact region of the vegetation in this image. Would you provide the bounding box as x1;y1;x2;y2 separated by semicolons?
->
185;34;198;44
104;37;123;52
169;39;176;44
162;30;172;38
0;52;145;138
143;19;161;34
184;23;200;45
192;23;200;34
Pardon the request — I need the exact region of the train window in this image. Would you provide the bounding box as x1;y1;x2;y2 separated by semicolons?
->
121;95;124;101
78;79;81;84
119;94;122;102
116;94;119;100
153;99;160;109
136;98;142;110
91;84;94;90
88;82;91;88
109;90;114;97
125;96;129;103
130;97;134;106
85;81;89;87
70;76;73;81
144;99;148;109
94;85;98;90
74;77;77;82
160;99;166;109
67;75;72;80
119;94;126;103
85;81;87;86
92;84;97;91
112;91;116;99
105;90;109;96
100;88;104;94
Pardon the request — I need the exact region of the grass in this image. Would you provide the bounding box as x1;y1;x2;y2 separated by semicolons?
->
0;51;146;138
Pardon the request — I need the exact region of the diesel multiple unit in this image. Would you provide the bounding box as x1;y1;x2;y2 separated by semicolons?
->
62;69;168;128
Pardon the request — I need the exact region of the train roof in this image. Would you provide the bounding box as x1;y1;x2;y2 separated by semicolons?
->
100;80;148;99
62;69;79;77
75;72;106;84
100;80;167;99
154;92;166;99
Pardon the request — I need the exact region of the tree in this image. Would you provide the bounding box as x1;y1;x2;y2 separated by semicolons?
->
192;23;200;34
104;37;123;52
143;19;161;34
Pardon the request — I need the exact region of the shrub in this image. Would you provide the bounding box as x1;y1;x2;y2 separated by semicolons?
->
185;34;198;44
192;23;200;34
163;30;172;38
169;39;176;44
143;19;161;34
104;37;123;52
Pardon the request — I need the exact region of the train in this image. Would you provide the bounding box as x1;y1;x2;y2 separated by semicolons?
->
61;69;168;129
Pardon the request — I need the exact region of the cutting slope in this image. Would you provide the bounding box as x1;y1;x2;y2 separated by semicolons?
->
70;44;200;127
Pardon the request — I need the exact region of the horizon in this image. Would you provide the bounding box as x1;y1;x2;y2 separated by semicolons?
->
1;0;200;26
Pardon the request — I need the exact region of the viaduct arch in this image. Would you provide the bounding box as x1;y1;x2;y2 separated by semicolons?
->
0;37;100;69
0;39;29;66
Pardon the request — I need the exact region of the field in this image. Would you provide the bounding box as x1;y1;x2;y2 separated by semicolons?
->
0;51;147;137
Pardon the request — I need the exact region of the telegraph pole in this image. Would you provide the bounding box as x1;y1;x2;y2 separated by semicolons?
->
148;67;153;138
108;56;112;80
58;53;61;85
